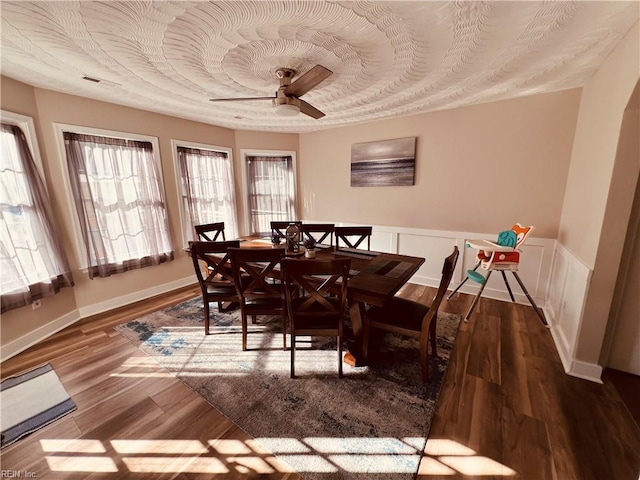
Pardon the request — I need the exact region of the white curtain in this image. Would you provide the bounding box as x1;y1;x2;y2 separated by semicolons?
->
64;132;174;278
178;146;238;240
1;124;74;312
246;155;296;236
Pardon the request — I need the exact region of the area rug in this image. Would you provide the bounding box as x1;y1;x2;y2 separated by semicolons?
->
1;363;77;449
116;297;461;480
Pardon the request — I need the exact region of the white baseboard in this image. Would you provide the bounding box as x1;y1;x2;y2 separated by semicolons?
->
1;310;81;363
2;276;197;363
77;276;196;318
549;319;573;373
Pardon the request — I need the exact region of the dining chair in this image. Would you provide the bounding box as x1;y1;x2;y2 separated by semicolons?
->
189;240;241;334
270;221;302;238
195;222;226;242
300;223;335;246
362;246;459;382
282;257;351;378
228;247;288;351
335;226;373;250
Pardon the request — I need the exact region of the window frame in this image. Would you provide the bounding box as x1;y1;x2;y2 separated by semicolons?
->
171;139;237;248
54;123;166;271
1;111;45;180
239;149;298;237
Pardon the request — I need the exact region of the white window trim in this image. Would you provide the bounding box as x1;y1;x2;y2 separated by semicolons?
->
171;139;236;248
53;123;164;271
239;149;298;237
1;110;46;182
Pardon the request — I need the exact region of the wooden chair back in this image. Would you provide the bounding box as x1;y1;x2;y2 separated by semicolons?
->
228;247;287;350
300;223;335;246
421;246;460;332
189;240;240;334
335;226;373;250
282;258;351;378
270;221;302;238
195;222;226;242
363;246;459;382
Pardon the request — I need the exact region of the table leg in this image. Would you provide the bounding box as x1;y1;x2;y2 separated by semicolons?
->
344;299;366;367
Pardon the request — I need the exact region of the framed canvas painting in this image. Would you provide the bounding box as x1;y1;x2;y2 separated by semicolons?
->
350;137;416;187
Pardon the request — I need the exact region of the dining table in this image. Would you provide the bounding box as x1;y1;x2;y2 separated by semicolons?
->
228;237;426;367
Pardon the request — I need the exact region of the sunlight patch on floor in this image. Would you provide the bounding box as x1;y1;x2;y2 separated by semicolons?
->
40;438;105;453
111;439;209;454
46;455;118;472
39;435;430;475
122;456;228;474
438;456;517;476
420;439;517;476
330;454;419;473
302;437;421;454
119;327;358;377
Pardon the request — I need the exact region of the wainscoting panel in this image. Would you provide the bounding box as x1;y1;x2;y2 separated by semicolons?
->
546;243;595;381
331;221;554;308
398;232;461;285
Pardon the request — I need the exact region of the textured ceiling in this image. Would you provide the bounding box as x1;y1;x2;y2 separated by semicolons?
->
1;1;638;133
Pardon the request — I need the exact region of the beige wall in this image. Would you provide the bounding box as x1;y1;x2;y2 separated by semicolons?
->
558;22;640;266
558;21;640;367
299;89;581;238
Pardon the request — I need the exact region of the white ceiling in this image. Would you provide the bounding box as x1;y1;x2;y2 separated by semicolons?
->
1;1;638;133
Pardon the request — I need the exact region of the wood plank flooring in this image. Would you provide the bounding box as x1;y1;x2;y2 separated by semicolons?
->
2;284;639;479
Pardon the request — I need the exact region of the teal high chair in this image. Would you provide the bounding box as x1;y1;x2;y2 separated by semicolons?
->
447;224;548;327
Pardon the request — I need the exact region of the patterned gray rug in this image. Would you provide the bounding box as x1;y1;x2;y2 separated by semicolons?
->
116;297;461;480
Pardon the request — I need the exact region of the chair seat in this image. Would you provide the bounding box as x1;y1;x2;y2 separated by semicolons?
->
244;296;283;309
367;297;429;332
205;282;236;296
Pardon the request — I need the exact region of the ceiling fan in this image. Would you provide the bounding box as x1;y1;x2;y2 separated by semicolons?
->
209;65;333;119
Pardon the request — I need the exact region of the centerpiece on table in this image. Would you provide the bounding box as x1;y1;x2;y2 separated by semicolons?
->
304;238;317;258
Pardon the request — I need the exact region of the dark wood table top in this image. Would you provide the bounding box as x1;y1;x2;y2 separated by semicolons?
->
236;237;425;306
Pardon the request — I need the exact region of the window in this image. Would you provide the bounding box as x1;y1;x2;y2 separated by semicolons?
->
1;113;73;312
175;142;238;244
243;152;297;236
63;130;173;278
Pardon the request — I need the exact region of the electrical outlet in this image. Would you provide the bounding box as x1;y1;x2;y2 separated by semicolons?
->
32;299;42;310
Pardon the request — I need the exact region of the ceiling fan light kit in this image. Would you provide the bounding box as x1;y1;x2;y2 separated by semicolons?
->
274;103;300;116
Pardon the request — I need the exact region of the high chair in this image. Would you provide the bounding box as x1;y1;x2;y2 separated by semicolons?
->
448;224;548;327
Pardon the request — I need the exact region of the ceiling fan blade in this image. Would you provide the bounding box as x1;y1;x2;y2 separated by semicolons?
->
284;65;332;97
209;96;274;102
299;99;325;119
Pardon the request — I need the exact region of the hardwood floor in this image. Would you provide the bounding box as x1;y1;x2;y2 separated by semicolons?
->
2;284;639;479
